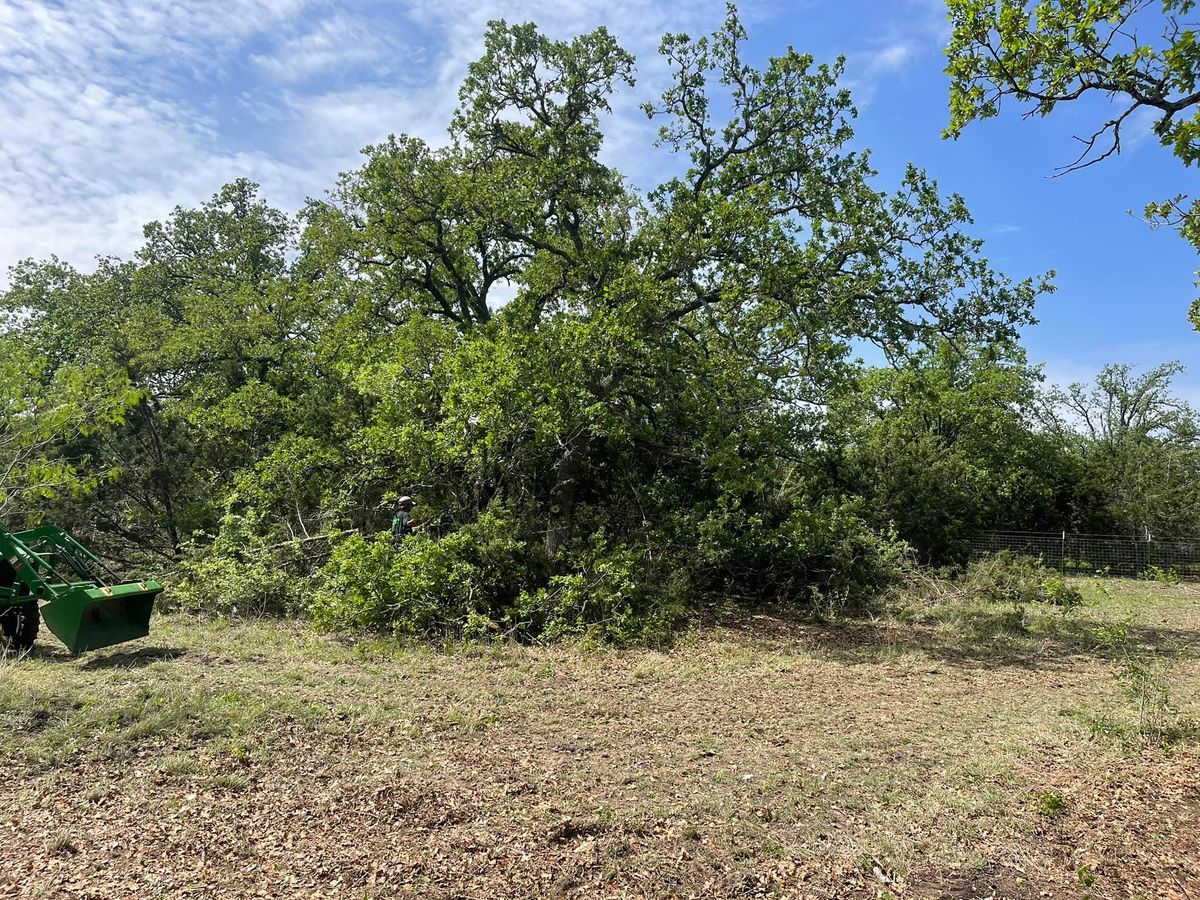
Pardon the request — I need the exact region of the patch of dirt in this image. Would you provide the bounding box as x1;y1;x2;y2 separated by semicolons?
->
906;864;1047;899
3;584;1199;898
1020;747;1200;900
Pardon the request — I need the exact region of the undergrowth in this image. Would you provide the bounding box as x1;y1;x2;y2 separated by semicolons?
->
959;551;1083;609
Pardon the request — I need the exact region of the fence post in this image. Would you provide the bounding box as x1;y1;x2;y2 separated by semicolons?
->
1061;531;1066;575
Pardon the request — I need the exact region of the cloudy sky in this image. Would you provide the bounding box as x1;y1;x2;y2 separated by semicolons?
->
1;0;1196;396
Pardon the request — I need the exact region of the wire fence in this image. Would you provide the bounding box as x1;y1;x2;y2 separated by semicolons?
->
969;530;1200;579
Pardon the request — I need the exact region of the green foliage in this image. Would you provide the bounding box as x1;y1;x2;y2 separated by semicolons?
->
0;344;139;519
1088;615;1195;746
963;551;1083;609
828;342;1069;561
1036;362;1200;536
170;509;313;617
286;8;1031;639
1042;572;1084;609
11;7;1198;645
688;497;914;613
310;496;911;643
1144;565;1182;586
514;533;687;644
312;507;544;636
1;179;309;560
826;352;1200;559
945;0;1200;330
1033;789;1067;818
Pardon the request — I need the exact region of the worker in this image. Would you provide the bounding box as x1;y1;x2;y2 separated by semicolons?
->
391;496;416;541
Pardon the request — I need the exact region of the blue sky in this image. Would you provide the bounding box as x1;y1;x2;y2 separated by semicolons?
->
1;0;1196;398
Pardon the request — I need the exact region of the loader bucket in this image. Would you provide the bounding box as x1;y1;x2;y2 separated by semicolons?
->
39;580;163;654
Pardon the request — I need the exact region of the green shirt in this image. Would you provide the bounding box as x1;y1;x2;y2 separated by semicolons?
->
391;509;413;537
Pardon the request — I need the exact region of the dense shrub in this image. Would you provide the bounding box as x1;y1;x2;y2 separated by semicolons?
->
169;511;312;617
308;497;910;643
513;532;690;644
313;524;690;644
311;507;545;636
688;498;913;613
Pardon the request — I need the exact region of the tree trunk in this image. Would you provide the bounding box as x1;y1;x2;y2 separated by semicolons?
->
545;370;623;556
546;429;589;557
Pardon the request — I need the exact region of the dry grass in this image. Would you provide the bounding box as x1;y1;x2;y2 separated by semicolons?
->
1;578;1198;898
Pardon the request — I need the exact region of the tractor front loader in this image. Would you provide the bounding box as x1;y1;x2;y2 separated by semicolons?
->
0;525;162;654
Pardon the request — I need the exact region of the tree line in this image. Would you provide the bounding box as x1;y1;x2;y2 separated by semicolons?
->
1;9;1197;641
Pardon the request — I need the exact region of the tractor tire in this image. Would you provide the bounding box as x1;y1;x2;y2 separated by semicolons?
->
0;559;38;652
0;600;39;652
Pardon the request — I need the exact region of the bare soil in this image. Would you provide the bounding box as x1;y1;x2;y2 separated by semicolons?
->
2;579;1198;898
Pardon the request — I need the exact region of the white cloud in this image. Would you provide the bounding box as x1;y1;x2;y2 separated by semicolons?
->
281;82;456;169
253;13;405;83
842;0;948;107
0;0;767;283
1122;105;1164;154
0;0;323;280
0;0;311;80
872;41;915;72
845;40;914;106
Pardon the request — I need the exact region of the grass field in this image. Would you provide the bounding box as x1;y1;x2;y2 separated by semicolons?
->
2;578;1198;899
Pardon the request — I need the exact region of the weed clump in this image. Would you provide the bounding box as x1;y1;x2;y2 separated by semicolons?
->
962;552;1082;609
1088;618;1197;747
1144;565;1181;586
1033;790;1067;818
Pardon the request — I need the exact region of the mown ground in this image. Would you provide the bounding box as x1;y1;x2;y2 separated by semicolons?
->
2;579;1199;899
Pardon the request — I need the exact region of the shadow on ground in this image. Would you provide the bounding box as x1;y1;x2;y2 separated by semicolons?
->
79;646;187;669
718;603;1200;672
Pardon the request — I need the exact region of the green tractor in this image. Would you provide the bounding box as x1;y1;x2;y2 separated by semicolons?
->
0;525;162;654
